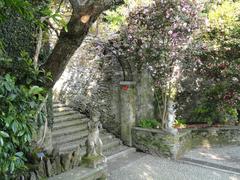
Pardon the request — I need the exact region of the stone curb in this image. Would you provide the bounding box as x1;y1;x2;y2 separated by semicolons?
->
179;157;240;175
107;148;136;161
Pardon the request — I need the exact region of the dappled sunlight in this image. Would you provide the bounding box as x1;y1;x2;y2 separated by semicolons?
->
134;161;156;180
199;152;226;161
141;171;154;180
56;107;67;112
2;0;240;178
212;171;222;178
229;176;239;180
202;139;212;149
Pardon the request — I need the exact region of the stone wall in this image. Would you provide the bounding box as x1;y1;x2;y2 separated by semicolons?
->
132;127;192;159
191;126;240;148
132;126;240;159
53;36;156;137
53;37;124;137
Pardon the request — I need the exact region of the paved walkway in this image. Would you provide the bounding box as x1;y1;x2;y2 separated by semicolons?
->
181;145;240;172
49;145;240;180
108;148;240;180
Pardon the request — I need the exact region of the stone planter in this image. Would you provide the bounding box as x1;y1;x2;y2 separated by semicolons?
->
132;127;192;159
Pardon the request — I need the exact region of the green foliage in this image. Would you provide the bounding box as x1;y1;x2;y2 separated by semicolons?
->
192;1;240;124
176;0;240;124
139;119;160;129
0;51;51;85
105;0;202;127
0;0;34;23
0;52;49;176
104;9;126;30
0;0;66;60
0;0;53;25
0;75;45;176
191;83;239;125
174;118;186;128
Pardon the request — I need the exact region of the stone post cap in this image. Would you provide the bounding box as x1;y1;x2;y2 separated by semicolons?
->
120;81;136;85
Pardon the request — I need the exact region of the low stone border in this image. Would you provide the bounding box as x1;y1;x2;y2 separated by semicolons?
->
132;127;192;159
190;126;240;148
132;126;240;159
180;157;240;175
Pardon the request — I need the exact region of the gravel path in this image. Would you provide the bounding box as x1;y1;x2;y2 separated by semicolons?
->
182;145;240;170
108;152;240;180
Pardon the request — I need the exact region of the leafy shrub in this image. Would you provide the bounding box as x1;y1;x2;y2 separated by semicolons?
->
107;0;202;128
0;53;49;177
191;83;239;125
139;119;160;129
176;0;240;124
193;1;240;124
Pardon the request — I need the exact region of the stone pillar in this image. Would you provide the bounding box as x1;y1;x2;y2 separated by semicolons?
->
120;81;136;146
136;68;155;122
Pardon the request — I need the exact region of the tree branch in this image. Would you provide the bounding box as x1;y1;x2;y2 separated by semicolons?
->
42;0;124;88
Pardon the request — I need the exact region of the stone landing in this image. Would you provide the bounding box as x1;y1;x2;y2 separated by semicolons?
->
48;164;107;180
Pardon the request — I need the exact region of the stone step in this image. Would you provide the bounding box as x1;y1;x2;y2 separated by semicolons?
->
51;102;126;163
104;145;129;158
48;163;107;180
54;110;80;117
53;101;60;103
59;143;80;154
52;123;88;138
53;118;89;130
101;133;115;143
57;133;119;154
53;103;69;108
106;147;136;160
104;139;122;150
80;139;122;156
53;106;73;113
53;130;89;147
103;137;120;146
53;129;111;147
59;137;122;155
54;113;87;123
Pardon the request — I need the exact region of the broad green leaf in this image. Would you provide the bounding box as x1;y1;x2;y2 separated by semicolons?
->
10;162;15;173
0;131;9;138
0;137;3;146
15;152;23;157
29;86;43;95
11;122;18;134
17;131;24;137
12;136;19;146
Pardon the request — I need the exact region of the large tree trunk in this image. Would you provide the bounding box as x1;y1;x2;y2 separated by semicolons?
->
42;0;124;88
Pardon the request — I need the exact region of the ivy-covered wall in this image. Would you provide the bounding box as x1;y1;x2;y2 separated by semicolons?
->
0;12;36;58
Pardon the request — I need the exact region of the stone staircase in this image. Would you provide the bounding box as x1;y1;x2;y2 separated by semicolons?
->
52;102;135;158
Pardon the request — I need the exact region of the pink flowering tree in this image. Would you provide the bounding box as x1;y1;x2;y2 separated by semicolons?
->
176;1;240;125
117;0;202;129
